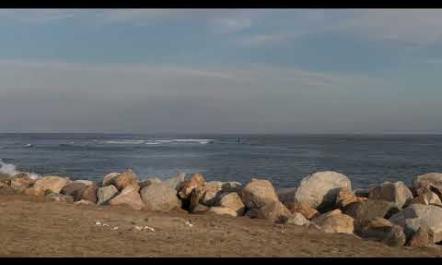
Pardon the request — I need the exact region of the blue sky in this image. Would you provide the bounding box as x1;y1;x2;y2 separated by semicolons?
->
1;9;442;133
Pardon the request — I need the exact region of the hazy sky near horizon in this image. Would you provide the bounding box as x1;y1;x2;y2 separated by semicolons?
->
1;9;442;134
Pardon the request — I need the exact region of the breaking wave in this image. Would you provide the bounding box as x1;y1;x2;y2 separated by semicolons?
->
103;139;213;145
0;159;40;179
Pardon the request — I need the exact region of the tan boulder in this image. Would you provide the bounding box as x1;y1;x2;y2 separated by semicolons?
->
336;187;360;208
246;201;292;224
109;169;139;191
294;171;352;211
97;185;119;205
358;217;406;247
109;185;145;210
10;176;35;193
32;176;71;196
412;173;442;198
140;182;182;212
410;187;442;207
209;206;238;217
81;182;98;203
102;172;120;186
312;209;354;234
288;201;319;220
241;178;279;209
368;181;413;208
177;172;205;199
217;192;245;216
286;212;310;226
200;181;223;206
407;226;434;247
60;182;87;201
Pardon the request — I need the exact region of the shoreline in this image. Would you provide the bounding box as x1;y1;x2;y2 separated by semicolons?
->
1;168;442;256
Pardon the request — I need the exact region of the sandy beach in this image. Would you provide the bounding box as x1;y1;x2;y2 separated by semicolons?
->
0;193;441;257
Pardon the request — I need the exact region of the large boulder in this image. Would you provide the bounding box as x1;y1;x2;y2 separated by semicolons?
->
209;206;238;217
97;185;119;205
368;181;413;208
246;201;292;224
81;182;98;203
10;176;35;193
200;181;224;206
412;173;442;194
241;179;279;209
286;212;310;226
102;172;120;186
312;209;354;234
140;182;182;212
336;187;363;208
109;185;145;210
409;188;442;207
389;204;442;243
407;226;433;247
60;182;87;201
288;201;319;220
294;171;352;212
217;192;245;216
177;173;205;200
358;217;406;247
107;169;139;191
343;199;400;231
277;187;297;205
32;176;71;196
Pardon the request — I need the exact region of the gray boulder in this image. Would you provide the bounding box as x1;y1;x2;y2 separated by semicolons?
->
97;185;119;205
368;181;413;208
294;171;352;212
389;204;442;243
140;182;182;212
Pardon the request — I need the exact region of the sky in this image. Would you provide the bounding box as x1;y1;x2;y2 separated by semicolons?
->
1;9;442;134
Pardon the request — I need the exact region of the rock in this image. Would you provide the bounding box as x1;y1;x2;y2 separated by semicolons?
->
74;199;95;206
217;192;245;216
359;217;406;247
32;176;70;196
140;182;182;212
389;204;442;243
209;206;238;217
109;185;145;210
294;171;352;212
188;186;206;212
60;182;87;201
102;172;120;186
177;173;205;200
82;182;98;203
412;173;442;194
288;201;319;220
97;185;119;205
74;180;94;186
109;169;139;191
286;212;310;226
312;209;354;234
407;226;433;247
277;187;297;205
200;182;223;206
336;187;360;208
354;189;370;198
343;199;400;231
192;204;210;213
139;177;162;190
409;188;442;207
10;176;35;193
164;172;186;190
368;181;413;208
221;181;242;192
45;193;74;203
241;178;279;209
246;201;292;224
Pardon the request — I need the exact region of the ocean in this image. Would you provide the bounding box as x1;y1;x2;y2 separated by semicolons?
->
1;133;442;189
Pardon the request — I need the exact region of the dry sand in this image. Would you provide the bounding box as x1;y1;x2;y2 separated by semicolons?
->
0;194;441;257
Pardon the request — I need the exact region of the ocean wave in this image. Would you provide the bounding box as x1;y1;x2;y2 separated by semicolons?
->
102;139;213;145
0;159;40;179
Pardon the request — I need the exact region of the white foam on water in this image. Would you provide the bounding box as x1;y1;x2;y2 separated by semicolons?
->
104;139;213;145
0;159;40;179
104;140;145;145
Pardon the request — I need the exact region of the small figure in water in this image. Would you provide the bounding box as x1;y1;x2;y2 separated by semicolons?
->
237;137;240;144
